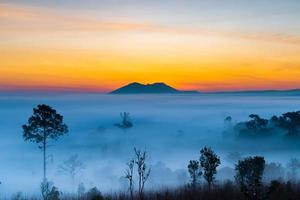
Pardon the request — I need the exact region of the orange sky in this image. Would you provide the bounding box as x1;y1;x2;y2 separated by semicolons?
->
1;2;300;92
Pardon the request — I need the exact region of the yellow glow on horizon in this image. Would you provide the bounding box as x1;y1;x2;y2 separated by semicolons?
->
1;3;300;92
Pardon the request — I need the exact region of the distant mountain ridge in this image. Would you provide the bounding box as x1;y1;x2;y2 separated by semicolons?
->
207;89;300;95
109;82;300;95
109;82;199;94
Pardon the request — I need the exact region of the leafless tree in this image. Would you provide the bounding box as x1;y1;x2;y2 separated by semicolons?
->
58;154;85;186
77;182;85;199
124;159;135;200
134;148;151;200
287;158;300;182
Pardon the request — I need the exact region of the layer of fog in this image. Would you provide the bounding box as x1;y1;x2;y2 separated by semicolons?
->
0;93;300;196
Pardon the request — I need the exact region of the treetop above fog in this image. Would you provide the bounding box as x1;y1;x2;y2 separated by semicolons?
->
22;104;69;143
227;111;300;138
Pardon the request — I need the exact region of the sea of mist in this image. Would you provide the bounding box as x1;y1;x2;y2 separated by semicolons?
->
0;92;300;196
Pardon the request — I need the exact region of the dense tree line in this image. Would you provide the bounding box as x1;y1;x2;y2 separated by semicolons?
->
225;111;300;137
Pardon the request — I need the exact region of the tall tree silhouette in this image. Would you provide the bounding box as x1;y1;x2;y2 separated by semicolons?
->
235;156;265;200
200;147;220;190
22;104;68;180
187;160;202;189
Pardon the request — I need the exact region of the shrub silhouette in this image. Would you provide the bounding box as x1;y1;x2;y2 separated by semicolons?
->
115;112;133;130
40;179;60;200
86;187;104;200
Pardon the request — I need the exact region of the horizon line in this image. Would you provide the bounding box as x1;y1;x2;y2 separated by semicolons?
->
1;87;300;94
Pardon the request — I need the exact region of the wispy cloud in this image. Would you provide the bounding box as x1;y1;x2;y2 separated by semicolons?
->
0;3;160;32
1;3;300;46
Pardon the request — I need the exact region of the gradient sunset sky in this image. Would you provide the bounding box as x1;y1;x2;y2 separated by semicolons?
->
1;0;300;92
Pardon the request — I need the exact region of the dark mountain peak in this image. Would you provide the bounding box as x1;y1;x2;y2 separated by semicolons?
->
109;82;199;94
149;82;165;85
127;82;142;86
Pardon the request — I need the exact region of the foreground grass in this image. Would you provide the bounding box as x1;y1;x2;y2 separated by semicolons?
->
11;181;300;200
